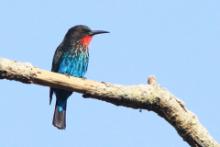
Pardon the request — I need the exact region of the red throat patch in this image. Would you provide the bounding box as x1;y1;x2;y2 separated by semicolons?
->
80;35;93;47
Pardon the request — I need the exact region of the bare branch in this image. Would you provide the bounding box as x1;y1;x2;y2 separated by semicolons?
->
0;57;219;147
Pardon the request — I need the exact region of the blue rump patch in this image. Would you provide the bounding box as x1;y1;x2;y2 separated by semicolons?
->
58;106;63;112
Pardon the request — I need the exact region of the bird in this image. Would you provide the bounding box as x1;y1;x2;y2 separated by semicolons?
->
49;25;109;129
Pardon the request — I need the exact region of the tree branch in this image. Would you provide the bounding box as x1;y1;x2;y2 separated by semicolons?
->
0;57;219;147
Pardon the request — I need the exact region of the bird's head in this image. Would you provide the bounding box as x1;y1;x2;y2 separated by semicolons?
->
64;25;109;48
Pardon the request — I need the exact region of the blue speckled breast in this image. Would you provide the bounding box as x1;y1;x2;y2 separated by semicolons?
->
58;51;89;77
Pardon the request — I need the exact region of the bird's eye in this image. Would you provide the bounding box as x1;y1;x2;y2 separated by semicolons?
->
85;30;91;34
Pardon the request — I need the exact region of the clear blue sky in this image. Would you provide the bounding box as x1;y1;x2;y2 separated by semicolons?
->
0;0;220;146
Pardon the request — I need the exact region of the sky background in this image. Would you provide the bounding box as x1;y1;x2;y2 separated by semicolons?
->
0;0;220;146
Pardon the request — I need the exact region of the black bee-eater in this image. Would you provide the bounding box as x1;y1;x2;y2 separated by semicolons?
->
50;25;109;129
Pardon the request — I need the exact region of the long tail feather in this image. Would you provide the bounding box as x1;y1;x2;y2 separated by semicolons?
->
52;100;67;129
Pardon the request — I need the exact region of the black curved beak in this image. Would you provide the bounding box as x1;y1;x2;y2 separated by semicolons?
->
90;30;110;36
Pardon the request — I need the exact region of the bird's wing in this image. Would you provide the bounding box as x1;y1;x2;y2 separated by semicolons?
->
49;43;64;104
51;43;64;72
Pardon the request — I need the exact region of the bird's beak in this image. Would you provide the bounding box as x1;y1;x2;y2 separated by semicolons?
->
90;30;110;36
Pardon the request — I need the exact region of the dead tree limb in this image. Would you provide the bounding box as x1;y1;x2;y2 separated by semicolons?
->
0;57;219;147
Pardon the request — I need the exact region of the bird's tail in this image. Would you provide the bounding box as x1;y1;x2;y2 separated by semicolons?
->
53;100;67;129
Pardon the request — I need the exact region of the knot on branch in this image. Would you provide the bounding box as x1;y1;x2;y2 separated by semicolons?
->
147;75;157;85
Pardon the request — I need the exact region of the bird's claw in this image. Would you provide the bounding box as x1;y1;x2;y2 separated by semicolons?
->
64;74;71;78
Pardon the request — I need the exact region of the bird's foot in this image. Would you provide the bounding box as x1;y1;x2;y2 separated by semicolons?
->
64;74;71;78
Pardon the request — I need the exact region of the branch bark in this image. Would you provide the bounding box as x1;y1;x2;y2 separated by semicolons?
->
0;57;219;147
